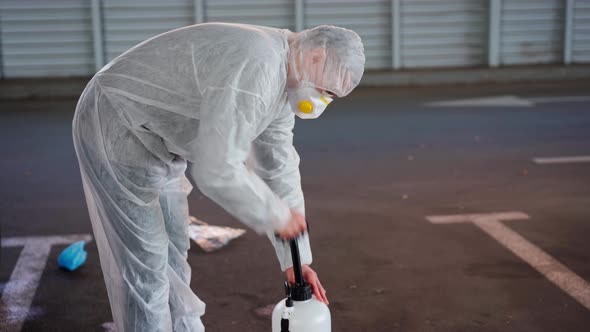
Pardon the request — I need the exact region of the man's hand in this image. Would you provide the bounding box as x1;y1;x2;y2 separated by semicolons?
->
276;210;307;240
286;264;329;305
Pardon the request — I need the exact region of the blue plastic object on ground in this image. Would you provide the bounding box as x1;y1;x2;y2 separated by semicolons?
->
58;240;87;271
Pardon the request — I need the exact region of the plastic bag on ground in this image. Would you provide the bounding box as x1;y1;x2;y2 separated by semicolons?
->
188;216;246;252
57;240;87;271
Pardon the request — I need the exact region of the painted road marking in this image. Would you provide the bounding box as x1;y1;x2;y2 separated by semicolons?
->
425;95;533;107
425;95;590;107
533;156;590;164
426;212;590;311
1;234;93;332
528;96;590;103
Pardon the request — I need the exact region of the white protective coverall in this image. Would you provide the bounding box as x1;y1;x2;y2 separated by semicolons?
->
72;23;364;331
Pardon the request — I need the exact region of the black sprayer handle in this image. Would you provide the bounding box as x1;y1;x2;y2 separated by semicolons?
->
274;220;311;287
285;235;312;301
275;219;310;286
273;234;307;286
276;220;313;303
289;239;305;287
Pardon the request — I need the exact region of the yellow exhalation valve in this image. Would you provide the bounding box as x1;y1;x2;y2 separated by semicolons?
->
298;100;314;114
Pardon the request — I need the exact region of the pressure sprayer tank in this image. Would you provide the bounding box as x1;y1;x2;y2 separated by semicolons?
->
271;238;331;332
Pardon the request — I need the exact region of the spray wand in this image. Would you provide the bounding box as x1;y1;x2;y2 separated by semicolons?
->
273;219;329;332
281;238;312;332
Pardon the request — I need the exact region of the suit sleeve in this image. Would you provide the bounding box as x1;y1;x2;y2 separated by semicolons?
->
251;105;312;271
190;86;291;234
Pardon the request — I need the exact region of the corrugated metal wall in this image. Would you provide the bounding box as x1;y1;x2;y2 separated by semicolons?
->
102;0;194;62
1;0;589;78
399;0;488;68
0;0;94;77
304;0;391;69
205;0;295;31
573;0;590;63
500;0;564;65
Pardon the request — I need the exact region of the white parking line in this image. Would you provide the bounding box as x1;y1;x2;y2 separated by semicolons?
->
426;212;590;311
1;234;93;332
528;96;590;103
425;95;590;108
532;156;590;164
425;95;534;107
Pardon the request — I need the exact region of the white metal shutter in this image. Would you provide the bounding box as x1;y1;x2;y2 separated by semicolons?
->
304;0;391;70
0;0;94;77
205;0;295;30
572;0;590;63
102;0;194;62
500;0;564;65
399;0;487;69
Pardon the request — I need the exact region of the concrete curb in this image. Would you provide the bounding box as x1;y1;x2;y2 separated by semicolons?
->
360;64;590;87
0;77;90;100
1;65;590;99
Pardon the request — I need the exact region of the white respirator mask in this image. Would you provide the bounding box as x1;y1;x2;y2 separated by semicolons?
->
287;86;333;120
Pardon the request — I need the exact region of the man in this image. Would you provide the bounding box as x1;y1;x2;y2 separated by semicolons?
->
73;22;365;331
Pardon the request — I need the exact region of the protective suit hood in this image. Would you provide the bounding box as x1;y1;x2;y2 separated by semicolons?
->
286;25;365;98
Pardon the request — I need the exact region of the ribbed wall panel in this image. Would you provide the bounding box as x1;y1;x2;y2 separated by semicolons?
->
305;0;391;69
0;1;586;77
400;0;488;68
572;0;590;63
102;0;194;62
500;0;564;65
0;0;94;77
205;0;294;30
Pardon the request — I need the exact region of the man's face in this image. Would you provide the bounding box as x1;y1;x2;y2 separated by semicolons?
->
295;48;330;90
316;88;336;99
299;48;351;98
288;45;353;98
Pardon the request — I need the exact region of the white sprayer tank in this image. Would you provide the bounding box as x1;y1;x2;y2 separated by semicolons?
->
272;295;331;332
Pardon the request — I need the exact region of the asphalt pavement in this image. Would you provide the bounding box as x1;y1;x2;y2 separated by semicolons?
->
1;80;589;331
